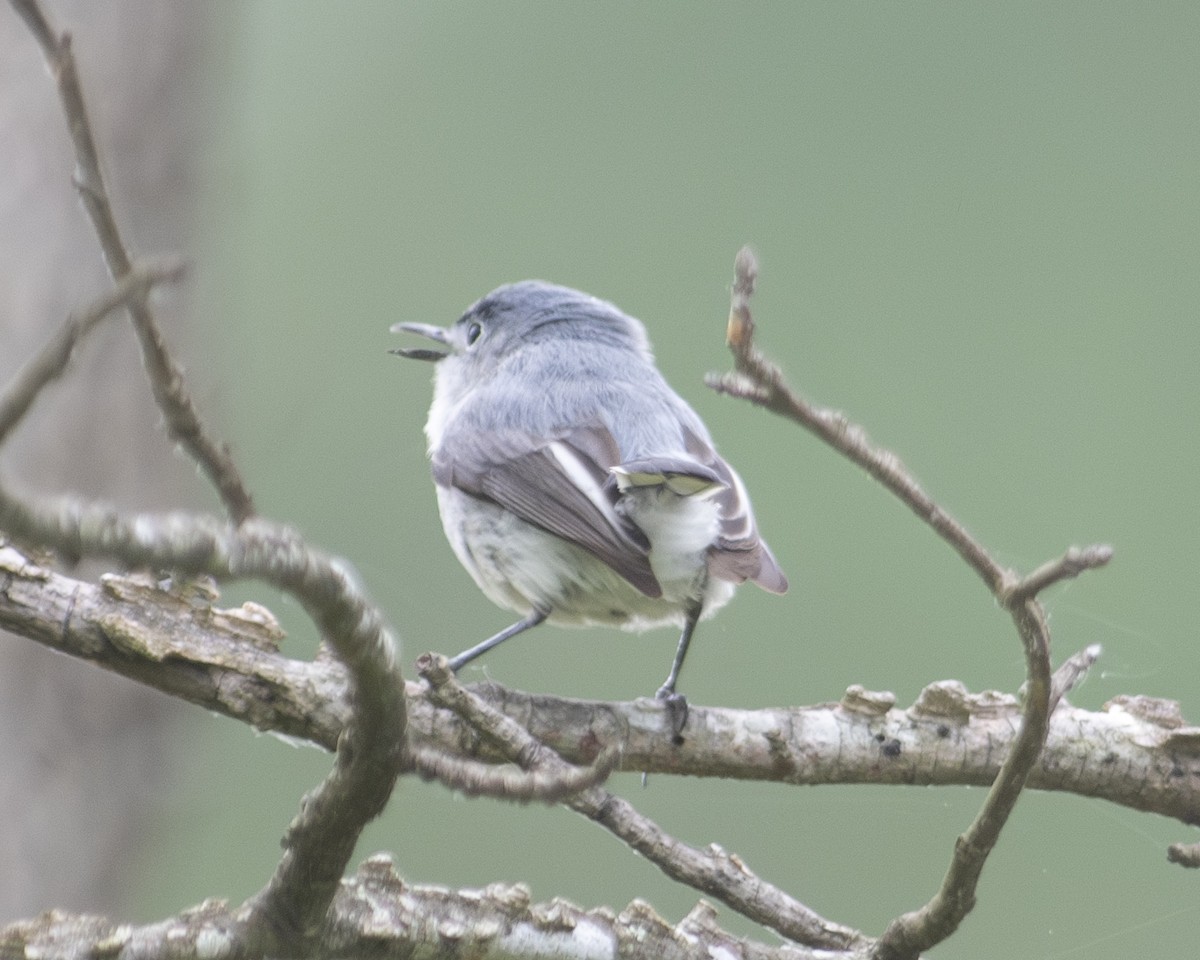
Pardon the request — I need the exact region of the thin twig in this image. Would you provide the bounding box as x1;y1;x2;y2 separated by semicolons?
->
414;654;621;802
418;654;865;952
409;739;621;803
1049;643;1103;711
1003;545;1114;607
9;0;255;522
712;247;1109;959
712;252;1011;596
874;602;1051;959
0;257;186;443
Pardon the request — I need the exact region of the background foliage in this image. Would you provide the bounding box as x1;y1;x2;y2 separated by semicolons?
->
118;3;1199;956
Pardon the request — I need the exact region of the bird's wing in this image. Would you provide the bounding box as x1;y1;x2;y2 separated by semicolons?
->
432;424;663;598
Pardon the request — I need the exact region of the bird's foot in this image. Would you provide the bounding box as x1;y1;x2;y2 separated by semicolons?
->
655;685;688;744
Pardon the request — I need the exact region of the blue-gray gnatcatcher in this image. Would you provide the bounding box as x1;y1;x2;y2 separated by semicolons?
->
392;280;786;732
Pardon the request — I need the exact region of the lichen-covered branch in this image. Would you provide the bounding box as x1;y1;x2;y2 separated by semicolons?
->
0;541;350;744
0;500;408;949
0;855;837;960
3;544;1196;831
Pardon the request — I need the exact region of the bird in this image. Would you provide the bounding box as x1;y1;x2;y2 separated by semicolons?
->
392;280;786;737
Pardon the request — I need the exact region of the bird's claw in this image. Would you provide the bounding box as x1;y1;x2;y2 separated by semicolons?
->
655;686;688;744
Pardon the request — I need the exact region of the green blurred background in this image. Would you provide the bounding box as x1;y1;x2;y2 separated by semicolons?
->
131;3;1198;956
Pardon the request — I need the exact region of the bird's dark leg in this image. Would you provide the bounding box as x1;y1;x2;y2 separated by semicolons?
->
447;608;549;672
655;600;702;742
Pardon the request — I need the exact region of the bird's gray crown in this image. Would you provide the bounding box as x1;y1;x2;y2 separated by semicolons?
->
458;280;652;357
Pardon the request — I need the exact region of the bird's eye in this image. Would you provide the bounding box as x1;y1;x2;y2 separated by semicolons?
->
466;322;483;345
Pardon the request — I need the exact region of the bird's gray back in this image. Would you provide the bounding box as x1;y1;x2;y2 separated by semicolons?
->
446;337;713;463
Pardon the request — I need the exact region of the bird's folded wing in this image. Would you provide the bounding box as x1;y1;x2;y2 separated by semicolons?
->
433;425;663;598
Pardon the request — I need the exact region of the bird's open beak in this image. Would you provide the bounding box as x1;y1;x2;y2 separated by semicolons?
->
389;322;451;361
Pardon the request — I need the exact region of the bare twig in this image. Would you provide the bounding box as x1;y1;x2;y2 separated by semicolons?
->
413;655;621;801
874;602;1050;959
711;247;1112;959
710;284;1005;594
418;654;865;952
9;0;255;522
0;257;186;443
409;740;621;803
1049;642;1103;711
1002;545;1114;606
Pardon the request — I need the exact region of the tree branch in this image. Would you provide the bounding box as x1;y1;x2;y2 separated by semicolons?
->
8;0;255;522
1049;641;1102;710
0;542;350;743
1;855;842;960
1002;545;1115;606
3;546;1195;831
0;500;408;949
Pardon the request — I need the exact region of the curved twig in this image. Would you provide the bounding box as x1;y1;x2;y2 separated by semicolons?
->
0;497;408;950
713;247;1113;959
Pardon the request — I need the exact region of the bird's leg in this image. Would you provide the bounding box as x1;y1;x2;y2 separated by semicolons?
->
655;600;702;743
447;608;549;672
